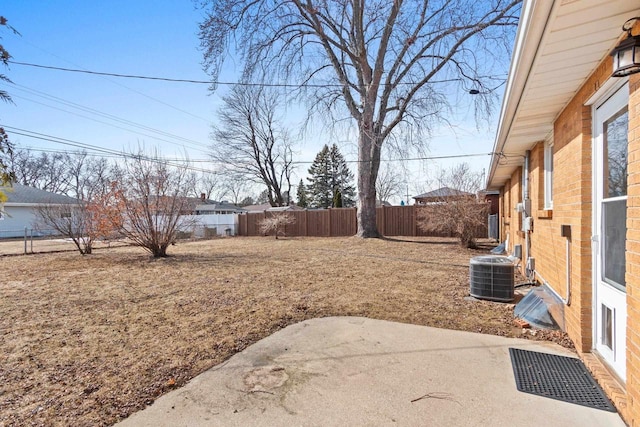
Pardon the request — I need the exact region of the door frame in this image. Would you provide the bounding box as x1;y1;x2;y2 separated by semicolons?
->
591;78;629;381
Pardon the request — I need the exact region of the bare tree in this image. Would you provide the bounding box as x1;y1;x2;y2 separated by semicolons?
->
9;149;71;195
186;170;229;201
211;85;295;207
199;0;521;236
224;174;251;205
436;163;484;193
107;152;196;258
35;203;94;255
259;213;295;239
376;162;404;204
64;152;112;201
9;148;114;201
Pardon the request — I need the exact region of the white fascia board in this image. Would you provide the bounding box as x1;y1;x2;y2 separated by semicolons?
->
487;0;556;189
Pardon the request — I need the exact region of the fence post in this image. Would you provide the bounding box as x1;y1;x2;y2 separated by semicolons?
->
30;228;33;253
381;205;386;236
24;226;27;254
412;205;417;237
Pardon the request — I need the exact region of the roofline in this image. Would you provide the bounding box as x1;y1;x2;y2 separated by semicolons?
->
486;0;556;190
3;202;80;207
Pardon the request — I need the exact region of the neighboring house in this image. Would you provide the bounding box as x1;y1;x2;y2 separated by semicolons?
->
487;1;640;422
192;196;246;215
413;187;473;205
0;183;78;238
180;194;246;236
242;203;273;212
480;191;500;216
178;194;245;215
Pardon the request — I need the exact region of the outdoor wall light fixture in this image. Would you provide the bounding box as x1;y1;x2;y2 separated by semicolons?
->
611;17;640;77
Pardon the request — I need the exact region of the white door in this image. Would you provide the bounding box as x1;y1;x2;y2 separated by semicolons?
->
593;83;628;380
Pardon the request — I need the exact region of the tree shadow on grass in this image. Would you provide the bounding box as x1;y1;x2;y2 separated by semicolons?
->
380;236;460;245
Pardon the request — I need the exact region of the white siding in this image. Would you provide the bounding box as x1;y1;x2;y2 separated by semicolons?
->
0;206;47;238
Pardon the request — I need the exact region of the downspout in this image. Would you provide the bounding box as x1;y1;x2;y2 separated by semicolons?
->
523;150;534;281
560;224;572;306
565;236;571;305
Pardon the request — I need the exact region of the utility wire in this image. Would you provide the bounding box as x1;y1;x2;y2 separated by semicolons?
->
9;94;212;155
9;60;507;89
3;82;211;153
4;126;218;174
8;38;212;123
6;126;493;166
9;60;334;87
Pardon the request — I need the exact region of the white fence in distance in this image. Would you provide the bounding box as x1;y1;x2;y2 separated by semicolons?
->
179;214;238;237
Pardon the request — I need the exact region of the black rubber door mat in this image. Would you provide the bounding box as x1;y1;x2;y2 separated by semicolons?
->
509;348;616;412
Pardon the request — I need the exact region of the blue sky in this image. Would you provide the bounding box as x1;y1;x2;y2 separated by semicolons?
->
1;1;505;203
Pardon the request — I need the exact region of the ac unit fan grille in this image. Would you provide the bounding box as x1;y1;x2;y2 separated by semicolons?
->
469;255;515;302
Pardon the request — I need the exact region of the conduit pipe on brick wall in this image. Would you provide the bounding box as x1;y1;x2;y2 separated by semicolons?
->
565;237;572;306
523;150;534;281
561;224;572;306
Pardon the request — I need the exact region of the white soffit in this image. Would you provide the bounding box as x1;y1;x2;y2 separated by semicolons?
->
487;0;640;190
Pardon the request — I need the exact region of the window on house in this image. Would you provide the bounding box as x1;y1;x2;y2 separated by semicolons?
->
544;139;554;209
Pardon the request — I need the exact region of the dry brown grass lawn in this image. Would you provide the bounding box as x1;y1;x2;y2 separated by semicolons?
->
0;236;569;426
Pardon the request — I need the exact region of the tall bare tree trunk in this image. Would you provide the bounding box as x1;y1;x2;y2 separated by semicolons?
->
357;127;381;237
198;0;522;236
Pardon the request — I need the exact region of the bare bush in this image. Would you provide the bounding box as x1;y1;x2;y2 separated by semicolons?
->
417;196;489;248
259;213;295;239
107;152;198;257
35;203;94;255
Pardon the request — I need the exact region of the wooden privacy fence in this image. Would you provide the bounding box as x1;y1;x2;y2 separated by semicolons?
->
237;205;488;238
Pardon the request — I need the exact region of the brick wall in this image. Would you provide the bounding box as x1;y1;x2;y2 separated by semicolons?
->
502;58;614;355
626;72;640;425
499;55;640;423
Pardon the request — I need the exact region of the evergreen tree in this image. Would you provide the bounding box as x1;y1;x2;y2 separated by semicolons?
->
328;144;355;207
296;179;309;208
306;145;333;208
307;144;355;208
333;188;343;208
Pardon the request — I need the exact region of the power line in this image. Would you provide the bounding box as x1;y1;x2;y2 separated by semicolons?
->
3;82;211;153
7;126;493;167
10;39;212;123
9;60;507;89
9;60;331;87
3;126;219;174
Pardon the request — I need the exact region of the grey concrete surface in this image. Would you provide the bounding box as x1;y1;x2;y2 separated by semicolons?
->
117;317;626;427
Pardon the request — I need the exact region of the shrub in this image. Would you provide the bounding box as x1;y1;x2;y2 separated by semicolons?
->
417;196;489;248
259;213;295;239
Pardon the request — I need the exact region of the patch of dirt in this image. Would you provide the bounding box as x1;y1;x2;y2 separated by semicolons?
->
0;236;573;426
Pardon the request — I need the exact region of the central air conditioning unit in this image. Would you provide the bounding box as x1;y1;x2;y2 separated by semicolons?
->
469;255;515;302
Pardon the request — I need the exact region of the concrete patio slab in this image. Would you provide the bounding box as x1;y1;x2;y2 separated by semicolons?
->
117;317;625;427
